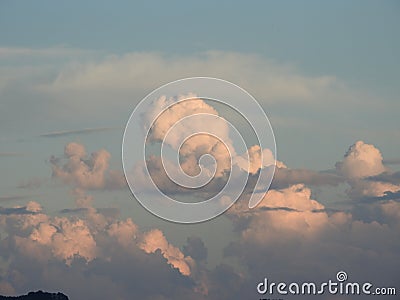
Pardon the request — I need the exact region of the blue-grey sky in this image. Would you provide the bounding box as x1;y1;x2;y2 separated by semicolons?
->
1;0;399;95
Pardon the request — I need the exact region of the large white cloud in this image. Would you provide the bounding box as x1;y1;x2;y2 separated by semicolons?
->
143;95;234;178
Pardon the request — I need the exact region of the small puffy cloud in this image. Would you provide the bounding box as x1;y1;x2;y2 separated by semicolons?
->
336;141;386;179
259;184;325;212
51;142;126;190
107;218;138;248
25;201;42;213
234;145;280;175
336;141;400;199
64;142;86;158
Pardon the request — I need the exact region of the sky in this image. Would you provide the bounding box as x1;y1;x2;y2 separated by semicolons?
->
0;1;399;299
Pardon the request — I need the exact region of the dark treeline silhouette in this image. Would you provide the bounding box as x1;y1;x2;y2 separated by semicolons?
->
0;291;68;300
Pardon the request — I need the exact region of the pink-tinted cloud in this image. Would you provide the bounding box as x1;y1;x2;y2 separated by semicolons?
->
139;229;194;276
50;142;126;190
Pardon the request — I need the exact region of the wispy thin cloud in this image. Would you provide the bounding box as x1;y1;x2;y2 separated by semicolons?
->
40;127;121;138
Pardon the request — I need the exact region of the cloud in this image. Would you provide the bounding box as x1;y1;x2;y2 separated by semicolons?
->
143;95;234;178
336;141;400;199
40;127;121;138
0;192;201;299
2;140;400;299
336;141;386;179
0;201;42;215
131;95;277;209
50;142;126;190
38;51;337;105
234;145;280;175
5;49;369;134
139;229;194;276
222;181;400;299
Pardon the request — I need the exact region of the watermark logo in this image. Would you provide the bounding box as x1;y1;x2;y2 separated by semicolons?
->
257;271;397;297
122;77;276;223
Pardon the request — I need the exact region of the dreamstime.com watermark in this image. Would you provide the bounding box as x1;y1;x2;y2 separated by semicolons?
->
257;271;397;298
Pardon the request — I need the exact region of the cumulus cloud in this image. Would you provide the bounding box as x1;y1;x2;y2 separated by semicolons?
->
336;141;387;179
222;181;400;299
50;142;126;190
133;95;278;205
336;141;400;199
234;145;280;175
27;217;96;264
258;184;325;212
2;140;400;299
143;95;234;178
0;193;201;299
